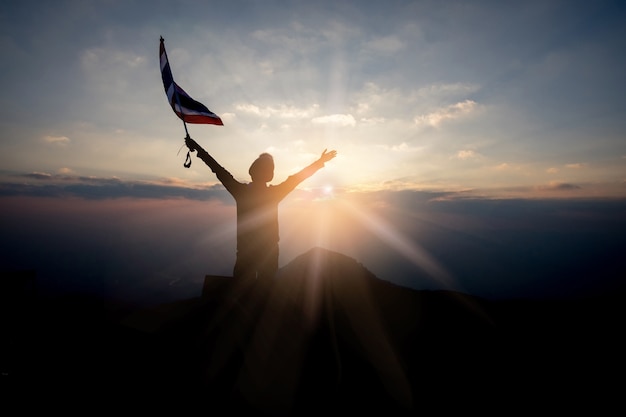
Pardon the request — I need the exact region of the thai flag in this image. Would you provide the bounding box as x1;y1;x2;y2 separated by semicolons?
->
160;37;223;126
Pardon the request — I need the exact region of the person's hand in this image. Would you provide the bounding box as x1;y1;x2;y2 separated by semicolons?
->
319;149;337;164
185;136;200;152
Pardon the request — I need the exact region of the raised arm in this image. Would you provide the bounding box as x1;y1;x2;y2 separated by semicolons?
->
318;148;337;164
185;136;221;172
277;148;338;196
184;136;242;193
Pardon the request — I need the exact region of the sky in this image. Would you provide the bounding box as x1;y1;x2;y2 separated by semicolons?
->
1;0;625;304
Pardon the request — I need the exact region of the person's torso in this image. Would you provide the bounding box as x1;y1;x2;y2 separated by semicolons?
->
236;184;282;245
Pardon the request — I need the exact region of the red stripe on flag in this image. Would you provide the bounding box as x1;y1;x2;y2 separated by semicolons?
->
160;37;223;126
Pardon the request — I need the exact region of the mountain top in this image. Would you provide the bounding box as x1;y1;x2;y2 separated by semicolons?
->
3;247;624;414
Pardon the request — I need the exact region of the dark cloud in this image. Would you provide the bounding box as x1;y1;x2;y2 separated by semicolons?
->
0;174;233;203
553;183;581;190
537;182;582;191
22;172;54;180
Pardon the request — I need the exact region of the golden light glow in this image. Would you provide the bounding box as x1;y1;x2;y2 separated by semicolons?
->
280;192;456;289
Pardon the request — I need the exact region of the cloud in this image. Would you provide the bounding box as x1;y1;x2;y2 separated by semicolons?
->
552;183;582;190
251;26;318;52
0;173;232;202
347;82;481;127
377;142;423;153
235;103;264;116
493;163;516;171
363;35;405;54
566;163;587;169
79;46;149;100
359;117;386;126
538;182;582;191
80;47;146;70
42;135;70;146
455;150;480;160
235;103;320;119
58;168;75;175
351;83;423;121
246;20;361;70
311;114;356;127
414;100;478;127
23;172;53;180
391;143;420;152
416;83;481;99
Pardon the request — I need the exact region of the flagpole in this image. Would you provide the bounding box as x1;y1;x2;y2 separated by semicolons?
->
160;36;193;166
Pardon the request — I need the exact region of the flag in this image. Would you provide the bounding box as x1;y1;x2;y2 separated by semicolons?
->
160;37;223;126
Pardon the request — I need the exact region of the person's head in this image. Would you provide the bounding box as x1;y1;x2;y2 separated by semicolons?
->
249;153;274;183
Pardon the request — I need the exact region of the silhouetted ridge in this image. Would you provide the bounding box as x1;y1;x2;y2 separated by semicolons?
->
6;248;624;415
278;246;378;280
276;246;494;334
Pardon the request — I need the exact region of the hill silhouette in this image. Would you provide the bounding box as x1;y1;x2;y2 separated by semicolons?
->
3;247;623;414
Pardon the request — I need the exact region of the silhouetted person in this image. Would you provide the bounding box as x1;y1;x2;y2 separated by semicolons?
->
185;136;337;284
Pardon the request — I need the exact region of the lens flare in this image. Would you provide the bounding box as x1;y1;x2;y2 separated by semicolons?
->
338;198;455;288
